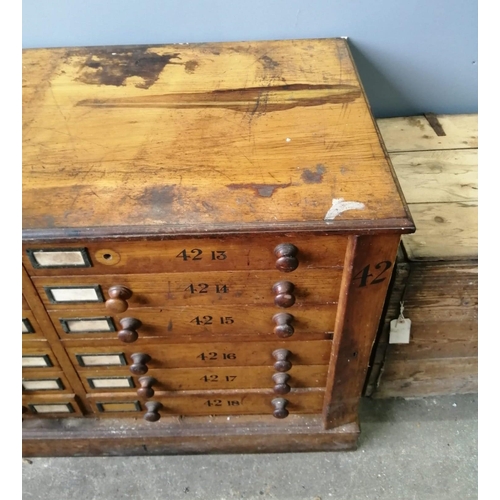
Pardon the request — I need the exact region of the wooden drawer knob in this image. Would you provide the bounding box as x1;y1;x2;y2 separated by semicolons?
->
272;281;296;308
272;313;294;338
130;353;151;375
271;397;289;419
137;376;156;398
272;348;292;372
274;243;299;272
144;401;162;422
106;285;132;313
272;372;291;395
117;317;142;343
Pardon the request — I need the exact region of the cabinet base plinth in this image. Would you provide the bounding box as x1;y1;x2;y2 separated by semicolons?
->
22;414;360;456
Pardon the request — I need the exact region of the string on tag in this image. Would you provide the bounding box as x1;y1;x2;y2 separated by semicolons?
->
398;301;405;323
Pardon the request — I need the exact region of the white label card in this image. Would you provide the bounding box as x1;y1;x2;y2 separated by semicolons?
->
89;378;132;389
23;379;61;391
389;318;412;344
31;404;72;413
22;356;50;367
49;287;100;303
65;319;113;333
79;354;124;366
33;251;86;267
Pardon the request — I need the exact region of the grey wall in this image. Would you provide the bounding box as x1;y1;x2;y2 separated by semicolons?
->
22;0;477;118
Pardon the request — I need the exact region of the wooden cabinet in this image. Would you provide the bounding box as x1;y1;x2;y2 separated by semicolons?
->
22;38;414;456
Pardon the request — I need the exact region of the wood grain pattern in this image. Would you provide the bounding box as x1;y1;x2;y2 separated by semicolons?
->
80;365;328;392
377;114;478;152
374;358;478;398
373;261;478;397
323;234;400;428
32;268;343;307
65;340;332;370
402;202;477;260
377;113;478;262
22;39;412;237
390;150;478;203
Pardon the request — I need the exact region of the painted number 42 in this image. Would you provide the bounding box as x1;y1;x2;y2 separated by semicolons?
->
352;261;392;287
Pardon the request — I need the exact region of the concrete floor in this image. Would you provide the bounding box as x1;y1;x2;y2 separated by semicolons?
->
22;394;477;500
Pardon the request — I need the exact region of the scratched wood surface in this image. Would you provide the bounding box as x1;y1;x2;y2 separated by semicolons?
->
371;262;478;398
22;39;412;236
377;113;478;261
366;114;478;398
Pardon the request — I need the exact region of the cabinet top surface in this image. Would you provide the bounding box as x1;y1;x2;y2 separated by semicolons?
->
22;38;413;239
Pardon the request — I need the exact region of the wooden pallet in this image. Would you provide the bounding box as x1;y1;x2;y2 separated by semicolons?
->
365;114;478;398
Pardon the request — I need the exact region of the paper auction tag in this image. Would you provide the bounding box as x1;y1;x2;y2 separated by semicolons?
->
389;302;411;344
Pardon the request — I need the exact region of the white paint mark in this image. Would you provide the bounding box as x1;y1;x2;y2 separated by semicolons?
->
324;198;365;220
111;53;117;56
286;137;291;142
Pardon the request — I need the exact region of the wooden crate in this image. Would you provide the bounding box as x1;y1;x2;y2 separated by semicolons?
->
365;114;478;398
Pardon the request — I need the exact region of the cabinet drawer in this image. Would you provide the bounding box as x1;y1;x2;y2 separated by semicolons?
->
65;340;332;371
87;389;325;418
22;311;45;340
33;268;342;309
49;304;336;341
22;370;72;393
22;343;60;369
23;234;347;275
22;394;83;418
80;365;328;393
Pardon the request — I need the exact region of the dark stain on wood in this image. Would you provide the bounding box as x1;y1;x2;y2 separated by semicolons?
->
227;183;292;197
301;164;326;184
76;84;362;113
260;55;280;69
140;185;177;209
76;48;181;89
184;60;199;74
424;113;447;137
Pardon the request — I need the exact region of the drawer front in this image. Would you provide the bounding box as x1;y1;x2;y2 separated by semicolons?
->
22;370;72;393
33;268;342;309
23;234;347;275
22;394;83;418
80;365;328;393
22;344;60;369
49;305;337;341
22;311;45;340
87;389;325;418
66;340;332;371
